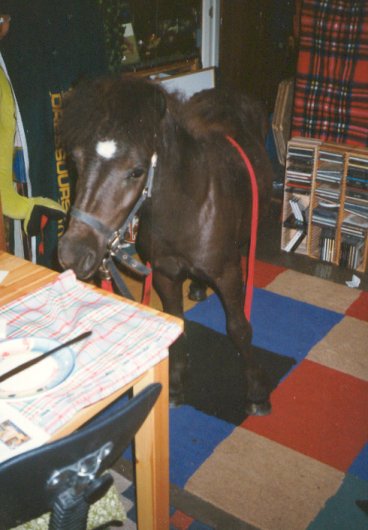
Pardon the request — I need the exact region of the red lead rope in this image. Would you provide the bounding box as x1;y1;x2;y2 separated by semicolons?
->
226;135;259;321
141;261;152;305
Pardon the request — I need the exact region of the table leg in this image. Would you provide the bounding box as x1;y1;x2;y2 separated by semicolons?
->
133;355;169;530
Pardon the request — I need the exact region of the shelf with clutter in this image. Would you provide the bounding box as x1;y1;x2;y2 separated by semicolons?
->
281;137;368;273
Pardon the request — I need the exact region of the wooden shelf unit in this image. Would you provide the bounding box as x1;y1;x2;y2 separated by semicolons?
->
281;138;368;273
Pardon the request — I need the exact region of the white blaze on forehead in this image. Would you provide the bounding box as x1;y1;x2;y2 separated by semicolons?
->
96;140;117;159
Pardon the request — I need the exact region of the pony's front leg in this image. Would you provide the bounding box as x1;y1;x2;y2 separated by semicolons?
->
152;270;188;404
214;265;272;416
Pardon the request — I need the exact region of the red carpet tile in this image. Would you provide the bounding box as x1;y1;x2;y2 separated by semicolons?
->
243;359;368;471
253;259;287;288
346;291;368;322
170;510;194;529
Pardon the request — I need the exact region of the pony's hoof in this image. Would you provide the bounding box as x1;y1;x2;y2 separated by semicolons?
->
245;400;271;416
188;283;207;302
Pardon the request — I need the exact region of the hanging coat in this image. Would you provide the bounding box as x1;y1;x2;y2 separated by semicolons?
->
1;0;107;267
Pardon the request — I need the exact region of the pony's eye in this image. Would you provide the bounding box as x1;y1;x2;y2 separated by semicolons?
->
128;168;145;179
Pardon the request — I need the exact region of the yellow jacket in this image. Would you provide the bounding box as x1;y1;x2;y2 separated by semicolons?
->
0;66;65;235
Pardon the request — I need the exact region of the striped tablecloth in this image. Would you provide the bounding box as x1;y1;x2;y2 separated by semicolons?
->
0;270;182;434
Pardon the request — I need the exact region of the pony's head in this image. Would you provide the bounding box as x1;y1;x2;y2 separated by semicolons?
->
58;76;166;279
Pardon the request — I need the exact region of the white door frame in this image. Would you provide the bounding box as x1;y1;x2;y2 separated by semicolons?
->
201;0;220;68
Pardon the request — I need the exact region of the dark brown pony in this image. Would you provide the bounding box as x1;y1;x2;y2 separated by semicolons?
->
58;76;274;415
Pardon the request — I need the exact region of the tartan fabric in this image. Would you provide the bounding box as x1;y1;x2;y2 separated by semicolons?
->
0;271;182;434
291;0;368;146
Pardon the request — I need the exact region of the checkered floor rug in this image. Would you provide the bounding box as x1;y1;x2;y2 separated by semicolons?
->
111;259;368;529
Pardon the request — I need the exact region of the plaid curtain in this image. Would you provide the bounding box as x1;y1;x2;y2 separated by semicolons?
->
291;0;368;146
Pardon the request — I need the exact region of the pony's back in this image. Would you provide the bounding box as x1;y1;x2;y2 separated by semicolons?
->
181;88;269;143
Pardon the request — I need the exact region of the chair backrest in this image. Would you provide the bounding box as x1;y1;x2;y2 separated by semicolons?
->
0;383;161;530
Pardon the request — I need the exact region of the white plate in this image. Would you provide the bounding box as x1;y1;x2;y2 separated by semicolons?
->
0;337;75;400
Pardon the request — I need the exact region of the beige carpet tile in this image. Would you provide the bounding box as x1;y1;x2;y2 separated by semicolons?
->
307;315;368;381
265;269;361;312
185;428;343;530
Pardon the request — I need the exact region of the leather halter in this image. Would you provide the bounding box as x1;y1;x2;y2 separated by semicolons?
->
70;153;157;297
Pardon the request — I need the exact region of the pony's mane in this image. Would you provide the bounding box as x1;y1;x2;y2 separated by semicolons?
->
60;76;170;152
60;75;268;153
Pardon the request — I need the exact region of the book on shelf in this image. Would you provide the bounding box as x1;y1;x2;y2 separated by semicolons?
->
347;166;368;179
348;156;368;170
312;205;338;228
285;184;311;194
341;221;366;239
343;212;368;229
283;214;306;230
317;166;343;184
340;237;365;270
347;156;368;192
287;144;315;181
315;179;341;197
0;403;50;463
288;146;315;158
344;197;368;217
317;199;341;208
287;162;313;173
346;187;368;202
287;158;314;170
289;197;305;222
319;150;344;162
316;171;342;183
319;228;336;263
284;229;306;252
317;151;343;183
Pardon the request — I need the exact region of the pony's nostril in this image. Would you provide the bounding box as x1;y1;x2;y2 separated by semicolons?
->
80;250;97;275
58;234;101;280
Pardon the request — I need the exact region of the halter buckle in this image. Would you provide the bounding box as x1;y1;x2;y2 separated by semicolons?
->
107;231;121;252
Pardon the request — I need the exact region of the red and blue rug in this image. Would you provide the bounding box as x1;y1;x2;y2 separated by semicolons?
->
114;259;368;529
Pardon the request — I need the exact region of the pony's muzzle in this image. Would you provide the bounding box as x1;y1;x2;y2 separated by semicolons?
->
58;235;99;280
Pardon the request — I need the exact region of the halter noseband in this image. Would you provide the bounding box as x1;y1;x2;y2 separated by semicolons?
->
70;208;112;239
69;153;157;294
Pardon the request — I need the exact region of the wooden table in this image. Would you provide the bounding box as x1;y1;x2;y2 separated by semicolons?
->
0;251;183;530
